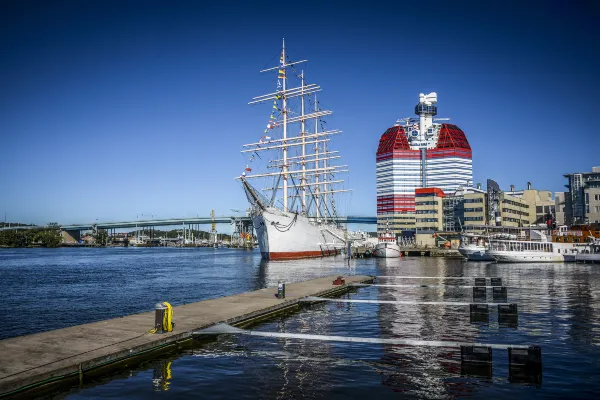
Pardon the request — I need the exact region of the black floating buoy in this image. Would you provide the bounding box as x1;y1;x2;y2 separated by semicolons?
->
490;277;502;287
473;286;487;299
474;278;487;287
461;345;492;364
509;346;542;384
493;286;508;300
469;303;489;323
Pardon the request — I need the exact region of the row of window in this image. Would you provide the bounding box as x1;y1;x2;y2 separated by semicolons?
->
416;210;438;214
502;199;529;208
415;201;438;206
503;217;525;224
502;208;529;217
464;216;484;221
416;218;439;223
464;207;483;212
465;198;484;203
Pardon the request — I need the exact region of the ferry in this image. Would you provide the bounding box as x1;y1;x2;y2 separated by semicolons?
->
487;235;580;263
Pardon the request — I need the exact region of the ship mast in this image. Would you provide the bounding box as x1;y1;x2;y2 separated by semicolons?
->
239;41;352;214
282;39;288;212
300;70;306;214
314;93;320;219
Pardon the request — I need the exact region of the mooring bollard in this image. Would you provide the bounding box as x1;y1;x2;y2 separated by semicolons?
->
332;276;345;286
474;278;486;287
154;302;174;333
275;280;286;299
490;277;502;287
461;345;492;364
469;303;489;323
473;286;487;299
508;346;542;384
492;286;508;300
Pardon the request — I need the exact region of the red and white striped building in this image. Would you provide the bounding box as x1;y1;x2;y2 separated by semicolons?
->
376;93;472;232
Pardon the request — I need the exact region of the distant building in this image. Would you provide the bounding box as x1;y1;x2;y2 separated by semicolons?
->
561;166;600;225
376;92;472;233
554;192;568;226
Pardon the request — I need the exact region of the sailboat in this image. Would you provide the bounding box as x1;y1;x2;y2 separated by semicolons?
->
237;40;351;260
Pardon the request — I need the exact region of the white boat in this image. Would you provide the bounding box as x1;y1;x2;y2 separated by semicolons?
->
373;223;401;258
487;238;579;263
575;240;600;263
458;232;494;261
238;40;350;260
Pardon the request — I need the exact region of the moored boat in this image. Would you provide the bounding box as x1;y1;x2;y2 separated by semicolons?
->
373;223;401;258
487;238;579;263
575;239;600;263
458;232;494;261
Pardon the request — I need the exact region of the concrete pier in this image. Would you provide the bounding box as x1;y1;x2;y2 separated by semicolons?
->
0;275;372;398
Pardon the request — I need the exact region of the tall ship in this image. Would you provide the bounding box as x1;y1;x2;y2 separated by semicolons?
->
238;41;350;260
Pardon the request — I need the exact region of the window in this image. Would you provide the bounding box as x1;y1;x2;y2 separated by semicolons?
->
536;206;543;213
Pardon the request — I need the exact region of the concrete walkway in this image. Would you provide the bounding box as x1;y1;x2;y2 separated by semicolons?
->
0;275;371;397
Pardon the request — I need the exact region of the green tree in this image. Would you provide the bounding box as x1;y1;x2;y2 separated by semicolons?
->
94;229;108;246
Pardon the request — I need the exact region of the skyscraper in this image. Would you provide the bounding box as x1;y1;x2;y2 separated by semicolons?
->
376;93;473;232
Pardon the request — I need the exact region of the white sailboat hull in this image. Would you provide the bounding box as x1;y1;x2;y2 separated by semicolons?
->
253;207;345;260
372;243;402;258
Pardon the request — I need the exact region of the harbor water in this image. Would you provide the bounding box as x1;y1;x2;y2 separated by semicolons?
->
1;247;599;398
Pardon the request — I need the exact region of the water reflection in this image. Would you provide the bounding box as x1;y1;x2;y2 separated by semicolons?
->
375;260;481;397
151;360;173;391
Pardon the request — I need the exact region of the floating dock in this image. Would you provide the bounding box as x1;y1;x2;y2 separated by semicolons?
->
0;275;372;398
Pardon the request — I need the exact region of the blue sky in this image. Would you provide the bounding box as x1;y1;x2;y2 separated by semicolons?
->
1;0;599;226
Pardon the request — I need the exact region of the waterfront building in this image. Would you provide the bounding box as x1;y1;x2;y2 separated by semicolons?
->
561;167;600;225
463;190;487;228
376;92;472;233
415;188;444;231
554;192;568;226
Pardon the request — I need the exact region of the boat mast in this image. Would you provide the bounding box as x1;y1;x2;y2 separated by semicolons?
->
314;93;320;219
282;39;288;212
323;123;328;223
300;70;306;214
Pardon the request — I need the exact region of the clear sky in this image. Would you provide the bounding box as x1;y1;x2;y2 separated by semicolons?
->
1;0;599;226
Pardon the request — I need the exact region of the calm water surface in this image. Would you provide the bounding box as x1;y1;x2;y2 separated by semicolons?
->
1;247;599;399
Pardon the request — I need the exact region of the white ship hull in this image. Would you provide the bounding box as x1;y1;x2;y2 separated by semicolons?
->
487;240;579;263
458;244;494;261
253;207;346;260
372;242;402;258
576;254;600;263
487;250;564;263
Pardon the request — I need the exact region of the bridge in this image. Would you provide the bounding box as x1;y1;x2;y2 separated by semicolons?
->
1;215;376;232
62;215;376;231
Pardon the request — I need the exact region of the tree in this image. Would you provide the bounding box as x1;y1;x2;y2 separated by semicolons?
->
94;229;108;246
